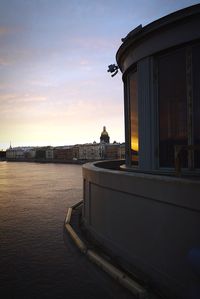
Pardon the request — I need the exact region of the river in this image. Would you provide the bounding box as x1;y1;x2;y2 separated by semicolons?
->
0;162;134;299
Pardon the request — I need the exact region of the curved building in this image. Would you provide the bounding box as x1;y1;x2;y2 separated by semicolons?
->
82;5;200;299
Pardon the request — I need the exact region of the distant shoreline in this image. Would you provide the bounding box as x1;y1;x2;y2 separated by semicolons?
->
1;158;88;165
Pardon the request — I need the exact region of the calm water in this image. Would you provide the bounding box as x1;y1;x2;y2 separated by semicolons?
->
0;162;133;299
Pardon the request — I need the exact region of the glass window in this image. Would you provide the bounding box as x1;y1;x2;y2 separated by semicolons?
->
158;49;188;167
129;71;139;165
192;43;200;168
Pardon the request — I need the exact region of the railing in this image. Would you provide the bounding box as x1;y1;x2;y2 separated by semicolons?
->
174;145;200;176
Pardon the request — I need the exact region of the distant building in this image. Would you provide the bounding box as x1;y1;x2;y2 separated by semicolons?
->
72;145;79;160
6;148;15;160
35;147;46;159
46;147;54;160
104;143;120;160
6;147;25;160
54;147;70;160
6;147;36;160
25;148;36;159
4;126;124;162
78;143;102;161
0;150;6;160
118;143;125;159
53;146;79;161
100;126;110;143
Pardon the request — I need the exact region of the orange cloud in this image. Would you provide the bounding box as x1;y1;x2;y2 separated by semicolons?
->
0;27;12;35
0;26;22;36
0;57;11;66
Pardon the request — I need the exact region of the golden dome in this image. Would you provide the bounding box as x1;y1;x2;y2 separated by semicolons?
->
101;126;109;136
100;126;110;143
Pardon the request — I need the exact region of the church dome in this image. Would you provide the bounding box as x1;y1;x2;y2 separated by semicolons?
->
100;126;110;143
101;126;109;136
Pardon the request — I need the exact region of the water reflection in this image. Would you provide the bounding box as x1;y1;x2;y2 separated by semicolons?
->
0;162;134;299
0;162;83;298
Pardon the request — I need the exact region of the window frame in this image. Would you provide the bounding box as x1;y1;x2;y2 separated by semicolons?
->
155;41;200;171
124;66;138;168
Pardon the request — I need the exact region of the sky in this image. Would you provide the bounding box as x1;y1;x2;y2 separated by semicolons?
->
0;0;199;150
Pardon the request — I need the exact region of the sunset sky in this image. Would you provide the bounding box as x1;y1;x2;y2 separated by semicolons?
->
0;0;199;150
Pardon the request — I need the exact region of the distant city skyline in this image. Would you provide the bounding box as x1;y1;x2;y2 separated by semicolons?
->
0;0;199;150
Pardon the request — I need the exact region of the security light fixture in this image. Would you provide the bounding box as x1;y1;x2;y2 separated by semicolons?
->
107;64;119;77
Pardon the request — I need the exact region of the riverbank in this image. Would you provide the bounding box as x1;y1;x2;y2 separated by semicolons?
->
4;158;88;164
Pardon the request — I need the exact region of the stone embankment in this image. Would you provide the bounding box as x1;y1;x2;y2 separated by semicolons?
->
5;158;86;164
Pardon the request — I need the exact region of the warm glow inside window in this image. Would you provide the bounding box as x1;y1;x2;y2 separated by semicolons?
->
129;71;139;164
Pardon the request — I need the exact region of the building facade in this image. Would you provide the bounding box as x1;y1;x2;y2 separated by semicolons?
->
78;143;102;161
45;147;54;160
82;5;200;299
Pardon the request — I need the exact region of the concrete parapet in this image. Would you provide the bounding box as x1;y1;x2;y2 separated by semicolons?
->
82;161;200;299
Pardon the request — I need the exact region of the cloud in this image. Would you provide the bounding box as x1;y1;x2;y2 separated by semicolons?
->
80;59;90;66
0;83;10;90
0;49;32;67
23;95;47;102
0;93;47;108
0;93;17;101
29;80;52;87
71;36;115;51
0;27;12;36
0;57;11;66
0;25;23;37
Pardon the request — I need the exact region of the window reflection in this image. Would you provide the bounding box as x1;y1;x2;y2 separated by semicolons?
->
158;49;188;167
129;71;139;164
192;43;200;168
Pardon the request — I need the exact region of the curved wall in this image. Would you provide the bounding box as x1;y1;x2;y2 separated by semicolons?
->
116;4;200;172
82;161;200;299
82;5;200;299
117;4;200;74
